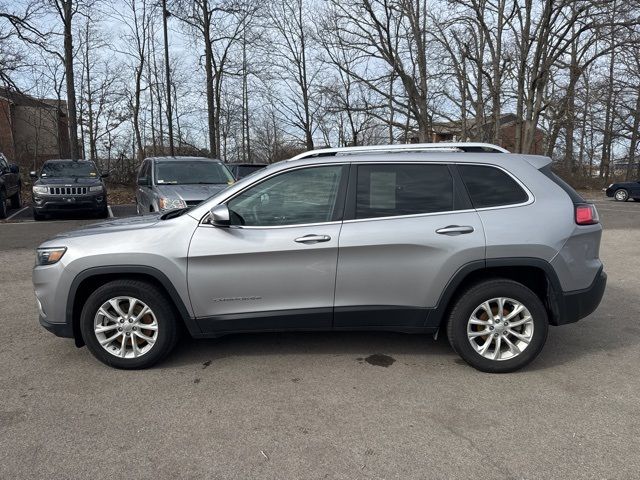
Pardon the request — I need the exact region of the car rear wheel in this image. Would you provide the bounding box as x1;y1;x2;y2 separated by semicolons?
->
446;279;548;373
80;280;178;369
614;189;629;202
0;189;7;219
9;184;21;209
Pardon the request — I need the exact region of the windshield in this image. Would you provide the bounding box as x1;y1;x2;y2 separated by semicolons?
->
155;161;234;185
41;161;99;178
236;165;266;179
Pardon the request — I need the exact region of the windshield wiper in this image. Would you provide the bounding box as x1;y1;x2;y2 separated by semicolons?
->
160;207;189;220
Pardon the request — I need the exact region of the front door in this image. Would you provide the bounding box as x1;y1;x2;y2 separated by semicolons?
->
187;164;348;334
334;162;485;328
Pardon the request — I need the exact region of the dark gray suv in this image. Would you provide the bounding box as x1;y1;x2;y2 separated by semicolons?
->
0;152;22;218
33;143;606;372
30;159;108;220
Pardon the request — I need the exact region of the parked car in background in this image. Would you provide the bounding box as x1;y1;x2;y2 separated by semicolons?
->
605;180;640;201
135;156;235;214
226;162;268;180
34;142;606;373
30;159;108;220
0;152;22;219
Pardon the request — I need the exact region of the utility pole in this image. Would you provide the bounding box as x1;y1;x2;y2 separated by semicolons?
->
162;0;175;156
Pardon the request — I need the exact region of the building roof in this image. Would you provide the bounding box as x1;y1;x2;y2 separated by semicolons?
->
432;113;520;134
0;87;66;112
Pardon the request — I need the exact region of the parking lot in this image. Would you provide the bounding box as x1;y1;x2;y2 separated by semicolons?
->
1;196;639;479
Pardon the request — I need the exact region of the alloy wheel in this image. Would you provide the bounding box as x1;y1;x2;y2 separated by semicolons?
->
94;296;159;359
467;297;534;361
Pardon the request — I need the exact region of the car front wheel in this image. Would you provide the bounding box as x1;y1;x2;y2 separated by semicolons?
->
446;279;548;373
80;280;178;369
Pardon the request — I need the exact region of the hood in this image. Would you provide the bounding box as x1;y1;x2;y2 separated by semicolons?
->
613;181;640;187
51;214;162;239
155;183;228;202
35;176;103;186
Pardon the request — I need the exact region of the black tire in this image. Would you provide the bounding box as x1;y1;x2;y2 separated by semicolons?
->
97;205;109;218
9;183;22;209
446;279;548;373
33;209;46;221
80;280;179;369
0;189;6;219
614;189;629;202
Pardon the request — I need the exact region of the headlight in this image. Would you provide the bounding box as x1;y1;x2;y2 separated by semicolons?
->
158;197;186;210
608;184;614;188
36;247;67;266
89;185;103;192
33;186;48;194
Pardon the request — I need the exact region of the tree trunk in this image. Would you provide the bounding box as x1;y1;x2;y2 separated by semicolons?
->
62;0;79;160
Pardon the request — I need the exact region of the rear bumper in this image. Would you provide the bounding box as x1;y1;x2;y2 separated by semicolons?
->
554;268;607;325
39;315;73;338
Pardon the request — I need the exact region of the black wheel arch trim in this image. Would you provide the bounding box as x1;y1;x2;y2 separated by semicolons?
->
66;265;200;346
428;257;602;328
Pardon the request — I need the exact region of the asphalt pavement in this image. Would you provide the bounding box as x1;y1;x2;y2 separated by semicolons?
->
0;196;639;479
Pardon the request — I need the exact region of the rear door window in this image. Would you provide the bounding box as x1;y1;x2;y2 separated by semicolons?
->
458;165;528;208
355;164;454;219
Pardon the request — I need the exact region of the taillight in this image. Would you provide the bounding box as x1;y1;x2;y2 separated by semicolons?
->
575;203;599;225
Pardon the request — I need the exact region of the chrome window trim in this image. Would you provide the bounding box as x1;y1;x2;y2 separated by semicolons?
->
198;162;349;227
198;160;534;226
344;161;534;222
455;162;535;211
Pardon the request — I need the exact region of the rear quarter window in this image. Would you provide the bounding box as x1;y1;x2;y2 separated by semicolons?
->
459;165;529;208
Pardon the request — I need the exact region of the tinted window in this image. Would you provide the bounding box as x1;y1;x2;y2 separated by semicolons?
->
155;161;234;185
236;165;266;178
228;165;345;226
41;161;98;178
459;165;528;208
138;160;149;180
355;164;453;219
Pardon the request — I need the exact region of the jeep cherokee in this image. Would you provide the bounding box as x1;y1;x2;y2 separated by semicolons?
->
33;143;606;372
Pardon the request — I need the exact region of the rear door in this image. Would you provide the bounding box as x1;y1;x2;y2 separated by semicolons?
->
334;162;485;329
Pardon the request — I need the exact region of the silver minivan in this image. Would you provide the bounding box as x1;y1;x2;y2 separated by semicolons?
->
135;156;234;214
34;143;606;372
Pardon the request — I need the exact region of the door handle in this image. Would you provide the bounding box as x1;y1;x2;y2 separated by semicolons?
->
294;234;331;244
435;225;475;235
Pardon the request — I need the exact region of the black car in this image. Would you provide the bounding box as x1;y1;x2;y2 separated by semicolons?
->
0;153;22;219
226;162;267;180
605;180;640;202
30;159;109;220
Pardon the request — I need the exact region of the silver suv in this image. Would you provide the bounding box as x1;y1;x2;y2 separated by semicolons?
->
135;156;234;214
33;143;606;372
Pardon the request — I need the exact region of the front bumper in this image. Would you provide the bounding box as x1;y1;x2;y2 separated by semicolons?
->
554;268;607;325
32;193;107;212
604;188;615;198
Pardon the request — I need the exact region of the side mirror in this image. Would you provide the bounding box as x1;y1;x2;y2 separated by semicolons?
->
101;172;110;178
9;164;19;174
29;171;38;179
210;204;230;226
137;176;149;186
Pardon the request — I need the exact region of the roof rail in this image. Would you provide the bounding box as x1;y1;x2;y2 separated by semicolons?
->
291;142;509;160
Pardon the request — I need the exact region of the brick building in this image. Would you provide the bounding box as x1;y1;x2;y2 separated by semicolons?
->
0;87;70;172
430;113;545;154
